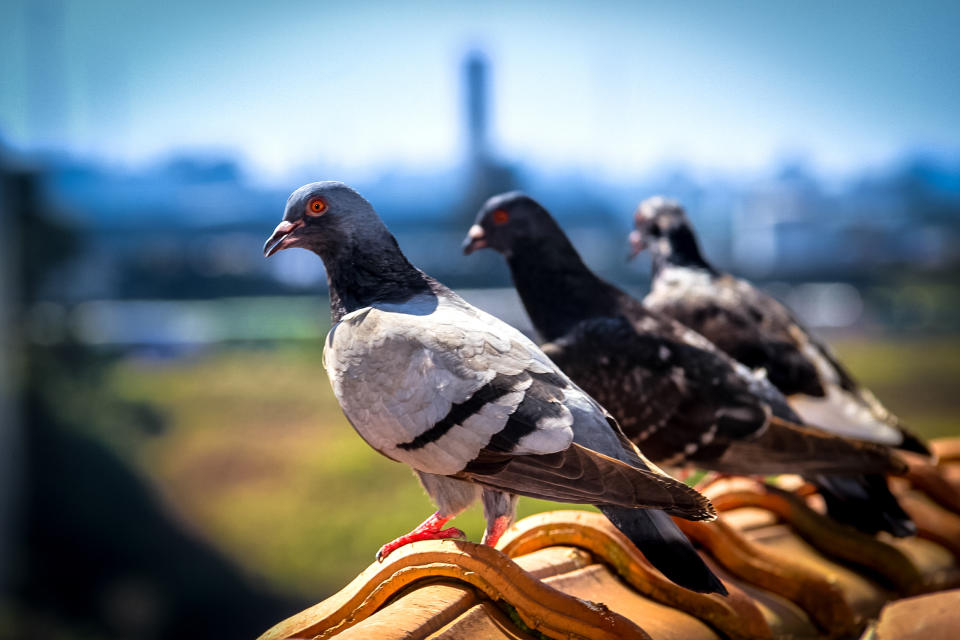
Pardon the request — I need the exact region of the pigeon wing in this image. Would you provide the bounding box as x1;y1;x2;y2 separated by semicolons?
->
541;314;772;467
650;274;914;448
459;442;715;520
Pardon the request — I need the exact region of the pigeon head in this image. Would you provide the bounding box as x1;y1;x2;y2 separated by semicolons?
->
462;191;558;257
629;196;714;273
628;196;690;259
263;181;388;259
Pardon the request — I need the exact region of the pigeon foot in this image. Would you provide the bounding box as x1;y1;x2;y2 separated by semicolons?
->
376;512;465;562
481;515;511;548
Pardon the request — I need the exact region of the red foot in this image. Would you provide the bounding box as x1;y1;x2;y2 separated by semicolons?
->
481;515;511;548
376;512;465;562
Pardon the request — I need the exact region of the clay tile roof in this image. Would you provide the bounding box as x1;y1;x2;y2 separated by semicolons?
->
260;438;960;640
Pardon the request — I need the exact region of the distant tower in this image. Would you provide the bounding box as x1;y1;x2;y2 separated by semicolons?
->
455;49;517;230
464;51;490;167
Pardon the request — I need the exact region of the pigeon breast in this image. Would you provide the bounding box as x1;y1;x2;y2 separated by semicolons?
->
323;292;578;475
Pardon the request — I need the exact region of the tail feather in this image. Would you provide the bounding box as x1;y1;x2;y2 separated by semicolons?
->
811;474;916;538
710;416;907;476
598;506;727;595
895;426;933;457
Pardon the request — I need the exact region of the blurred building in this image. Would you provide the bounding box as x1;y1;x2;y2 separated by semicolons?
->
2;51;956;346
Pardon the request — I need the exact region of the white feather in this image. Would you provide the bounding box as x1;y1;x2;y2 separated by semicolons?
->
787;329;902;445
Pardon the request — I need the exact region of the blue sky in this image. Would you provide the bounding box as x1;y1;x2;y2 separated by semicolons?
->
1;0;959;180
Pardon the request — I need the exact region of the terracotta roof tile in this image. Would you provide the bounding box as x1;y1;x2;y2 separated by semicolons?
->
500;511;773;639
259;437;960;640
746;522;896;619
334;583;477;640
869;589;960;640
709;564;817;639
428;602;539;640
674;513;858;634
544;565;720;640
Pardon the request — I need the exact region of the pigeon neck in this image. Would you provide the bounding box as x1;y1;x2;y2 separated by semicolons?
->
651;225;716;278
324;236;433;324
505;233;624;343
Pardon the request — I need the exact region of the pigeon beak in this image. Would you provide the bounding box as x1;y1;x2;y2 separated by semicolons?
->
627;229;647;261
462;225;488;255
264;219;304;257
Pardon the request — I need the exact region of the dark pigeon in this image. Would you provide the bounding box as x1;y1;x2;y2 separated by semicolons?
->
264;181;726;594
464;192;912;538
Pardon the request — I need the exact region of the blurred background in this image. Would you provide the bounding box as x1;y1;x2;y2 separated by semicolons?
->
1;1;959;638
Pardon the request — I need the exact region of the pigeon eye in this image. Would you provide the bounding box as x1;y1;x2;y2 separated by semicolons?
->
492;209;509;225
306;198;327;217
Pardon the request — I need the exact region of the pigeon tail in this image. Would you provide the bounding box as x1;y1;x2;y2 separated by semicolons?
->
811;474;916;538
707;416;908;477
597;506;727;595
895;426;934;457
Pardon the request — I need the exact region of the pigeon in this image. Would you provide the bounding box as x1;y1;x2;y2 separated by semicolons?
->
463;192;911;537
264;181;726;594
630;196;930;456
626;196;929;535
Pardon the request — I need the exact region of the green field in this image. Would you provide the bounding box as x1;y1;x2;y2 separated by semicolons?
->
100;336;960;602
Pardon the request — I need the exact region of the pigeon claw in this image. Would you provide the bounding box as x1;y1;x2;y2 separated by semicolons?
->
375;512;465;562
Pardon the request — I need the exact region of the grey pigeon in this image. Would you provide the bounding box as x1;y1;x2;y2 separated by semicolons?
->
627;196;927;534
464;192;911;538
264;181;726;594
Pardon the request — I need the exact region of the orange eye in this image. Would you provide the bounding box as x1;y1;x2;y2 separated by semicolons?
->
492;209;509;225
306;198;327;217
